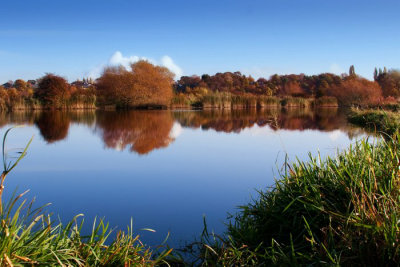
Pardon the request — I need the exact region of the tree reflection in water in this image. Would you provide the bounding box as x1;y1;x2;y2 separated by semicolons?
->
0;108;365;154
173;108;360;137
95;110;175;154
35;111;70;143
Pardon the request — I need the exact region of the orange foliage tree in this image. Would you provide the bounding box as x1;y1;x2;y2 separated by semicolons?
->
96;60;174;108
96;66;134;107
0;87;8;110
282;81;305;97
330;76;382;106
376;69;400;97
35;74;71;107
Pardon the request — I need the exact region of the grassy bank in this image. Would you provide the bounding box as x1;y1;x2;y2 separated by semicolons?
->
0;202;172;266
348;109;400;136
191;132;400;266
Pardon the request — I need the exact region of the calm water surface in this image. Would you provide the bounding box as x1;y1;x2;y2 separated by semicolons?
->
0;108;366;247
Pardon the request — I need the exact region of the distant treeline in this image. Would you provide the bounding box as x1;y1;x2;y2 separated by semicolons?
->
1;62;399;111
0;74;96;110
175;66;400;107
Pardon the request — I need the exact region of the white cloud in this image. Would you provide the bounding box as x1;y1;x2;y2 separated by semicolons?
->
109;51;143;70
87;64;105;80
161;55;183;78
329;63;344;75
328;130;342;141
87;51;182;79
169;122;183;139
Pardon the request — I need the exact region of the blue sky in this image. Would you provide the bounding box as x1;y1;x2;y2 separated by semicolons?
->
1;0;399;82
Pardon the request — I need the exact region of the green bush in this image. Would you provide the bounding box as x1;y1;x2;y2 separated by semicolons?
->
348;109;400;136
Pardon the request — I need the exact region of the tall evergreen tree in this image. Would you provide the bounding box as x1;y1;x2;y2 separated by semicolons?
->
349;65;355;76
374;68;378;81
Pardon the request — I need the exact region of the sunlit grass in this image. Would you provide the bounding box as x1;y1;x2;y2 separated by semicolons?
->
190;131;400;265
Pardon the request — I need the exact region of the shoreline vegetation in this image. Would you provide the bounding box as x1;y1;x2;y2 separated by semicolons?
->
1;63;400;112
348;108;400;136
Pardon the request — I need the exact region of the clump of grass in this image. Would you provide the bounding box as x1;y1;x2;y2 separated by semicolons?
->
281;97;310;108
257;96;280;107
201;92;232;108
230;94;257;109
0;127;172;266
192;132;400;265
348;109;400;136
170;93;192;107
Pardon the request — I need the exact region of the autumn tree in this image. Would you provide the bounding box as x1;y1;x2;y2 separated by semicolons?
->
282;81;304;96
35;74;71;107
96;66;134;107
330;77;382;106
13;79;34;99
14;79;28;91
176;75;202;92
0;87;8;110
7;88;22;104
376;69;400;97
130;60;174;106
96;60;174;108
